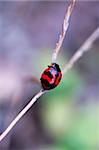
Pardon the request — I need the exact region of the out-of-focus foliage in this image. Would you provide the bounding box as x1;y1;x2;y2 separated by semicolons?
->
0;1;99;150
40;56;98;150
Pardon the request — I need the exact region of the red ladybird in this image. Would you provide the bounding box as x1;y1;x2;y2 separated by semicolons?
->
40;63;62;90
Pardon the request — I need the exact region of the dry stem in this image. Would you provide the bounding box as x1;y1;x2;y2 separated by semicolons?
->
0;89;45;142
2;0;98;142
52;0;76;63
62;27;99;74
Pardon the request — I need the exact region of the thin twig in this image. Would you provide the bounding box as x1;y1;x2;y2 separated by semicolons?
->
62;27;99;75
52;0;76;63
0;0;76;142
0;89;45;142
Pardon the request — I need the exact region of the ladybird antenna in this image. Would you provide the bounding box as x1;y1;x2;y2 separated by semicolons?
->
52;0;76;63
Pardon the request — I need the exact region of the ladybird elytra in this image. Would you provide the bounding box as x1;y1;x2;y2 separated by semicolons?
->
40;63;62;90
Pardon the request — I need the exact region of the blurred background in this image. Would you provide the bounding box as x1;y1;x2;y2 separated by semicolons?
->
0;1;99;150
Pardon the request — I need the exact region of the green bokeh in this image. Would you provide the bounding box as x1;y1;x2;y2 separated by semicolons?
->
39;49;98;150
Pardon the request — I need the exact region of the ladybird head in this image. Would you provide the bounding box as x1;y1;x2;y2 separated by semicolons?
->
48;63;61;72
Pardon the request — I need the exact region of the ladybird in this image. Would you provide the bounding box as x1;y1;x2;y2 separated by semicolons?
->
40;63;62;90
